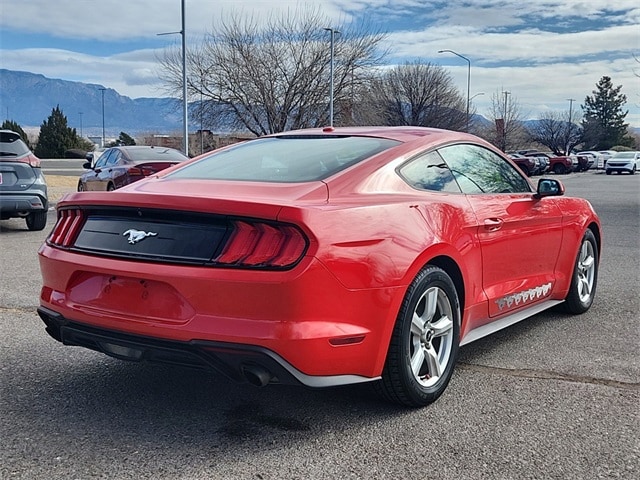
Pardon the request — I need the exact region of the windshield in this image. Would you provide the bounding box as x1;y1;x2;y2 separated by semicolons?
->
167;136;400;183
612;152;636;159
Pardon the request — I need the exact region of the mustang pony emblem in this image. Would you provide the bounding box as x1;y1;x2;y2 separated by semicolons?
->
123;229;158;244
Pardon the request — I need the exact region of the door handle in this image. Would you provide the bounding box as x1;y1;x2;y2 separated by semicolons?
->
483;218;504;231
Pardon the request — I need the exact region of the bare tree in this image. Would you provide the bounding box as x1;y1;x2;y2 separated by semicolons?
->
477;89;527;152
158;7;387;135
358;62;467;130
527;111;582;155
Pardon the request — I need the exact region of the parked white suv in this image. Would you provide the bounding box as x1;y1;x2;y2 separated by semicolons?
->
605;151;640;175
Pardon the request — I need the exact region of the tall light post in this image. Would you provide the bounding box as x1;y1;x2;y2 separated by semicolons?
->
159;0;188;156
99;87;106;147
438;49;471;132
502;91;511;151
324;27;340;127
78;111;83;138
567;98;576;155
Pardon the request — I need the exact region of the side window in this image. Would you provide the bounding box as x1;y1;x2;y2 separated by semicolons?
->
106;151;121;166
94;150;113;168
399;150;461;193
438;144;532;194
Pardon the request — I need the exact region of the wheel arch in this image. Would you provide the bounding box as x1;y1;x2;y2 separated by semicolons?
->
428;255;466;316
373;253;466;377
587;221;602;260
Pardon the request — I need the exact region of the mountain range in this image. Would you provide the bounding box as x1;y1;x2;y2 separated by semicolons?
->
0;69;185;138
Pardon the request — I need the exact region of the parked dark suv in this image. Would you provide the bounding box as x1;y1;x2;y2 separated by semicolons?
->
0;130;48;230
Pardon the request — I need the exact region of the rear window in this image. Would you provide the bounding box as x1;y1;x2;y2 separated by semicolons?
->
127;147;187;162
0;132;30;157
166;136;401;182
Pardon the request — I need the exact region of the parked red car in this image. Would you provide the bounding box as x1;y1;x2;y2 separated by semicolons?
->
38;127;601;406
77;145;188;191
520;151;577;174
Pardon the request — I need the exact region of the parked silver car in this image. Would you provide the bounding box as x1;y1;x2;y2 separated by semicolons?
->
0;130;48;230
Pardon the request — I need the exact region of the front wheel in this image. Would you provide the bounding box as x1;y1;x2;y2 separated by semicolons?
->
562;229;598;314
376;266;460;407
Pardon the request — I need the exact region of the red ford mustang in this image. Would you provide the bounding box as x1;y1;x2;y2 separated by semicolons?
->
38;126;601;406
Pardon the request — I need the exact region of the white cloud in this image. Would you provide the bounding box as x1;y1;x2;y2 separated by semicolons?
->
1;0;638;125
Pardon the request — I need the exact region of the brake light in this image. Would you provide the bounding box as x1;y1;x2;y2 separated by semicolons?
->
29;155;41;168
215;221;307;268
127;166;158;177
48;209;85;247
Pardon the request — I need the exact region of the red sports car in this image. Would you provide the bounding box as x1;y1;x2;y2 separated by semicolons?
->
38;127;601;406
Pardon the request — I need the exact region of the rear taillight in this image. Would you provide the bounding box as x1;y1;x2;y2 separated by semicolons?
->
215;221;307;268
127;166;157;177
48;209;85;247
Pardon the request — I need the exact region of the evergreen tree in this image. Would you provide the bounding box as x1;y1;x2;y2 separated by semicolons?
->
581;76;632;149
109;132;136;147
34;105;87;158
1;120;32;148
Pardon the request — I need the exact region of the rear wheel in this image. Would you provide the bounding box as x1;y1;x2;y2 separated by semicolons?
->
106;183;116;192
77;181;85;192
376;266;460;407
26;210;47;231
562;229;598;314
553;163;566;174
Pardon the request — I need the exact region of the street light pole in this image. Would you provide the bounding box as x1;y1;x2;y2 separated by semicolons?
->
99;87;106;147
79;111;83;137
438;49;471;132
502;91;511;151
324;27;340;127
159;0;188;156
567;98;576;155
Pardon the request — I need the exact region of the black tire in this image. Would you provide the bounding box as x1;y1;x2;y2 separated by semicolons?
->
562;229;598;314
107;183;116;192
553;163;566;174
26;210;47;231
605;169;611;175
77;181;85;192
376;266;460;407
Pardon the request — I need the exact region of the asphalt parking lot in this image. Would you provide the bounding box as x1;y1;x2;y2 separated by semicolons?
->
1;170;638;479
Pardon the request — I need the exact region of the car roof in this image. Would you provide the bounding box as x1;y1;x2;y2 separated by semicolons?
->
272;126;475;144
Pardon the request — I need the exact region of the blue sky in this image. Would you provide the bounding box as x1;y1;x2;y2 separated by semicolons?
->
1;0;639;126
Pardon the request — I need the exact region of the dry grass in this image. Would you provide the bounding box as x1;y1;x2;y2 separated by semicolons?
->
44;174;78;188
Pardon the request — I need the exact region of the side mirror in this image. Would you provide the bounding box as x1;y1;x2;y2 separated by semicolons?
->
535;178;565;198
83;161;92;170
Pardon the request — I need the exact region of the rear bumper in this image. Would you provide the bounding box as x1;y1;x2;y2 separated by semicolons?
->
37;306;379;388
0;192;48;213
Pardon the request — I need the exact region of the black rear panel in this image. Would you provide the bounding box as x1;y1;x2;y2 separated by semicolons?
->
71;207;230;264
